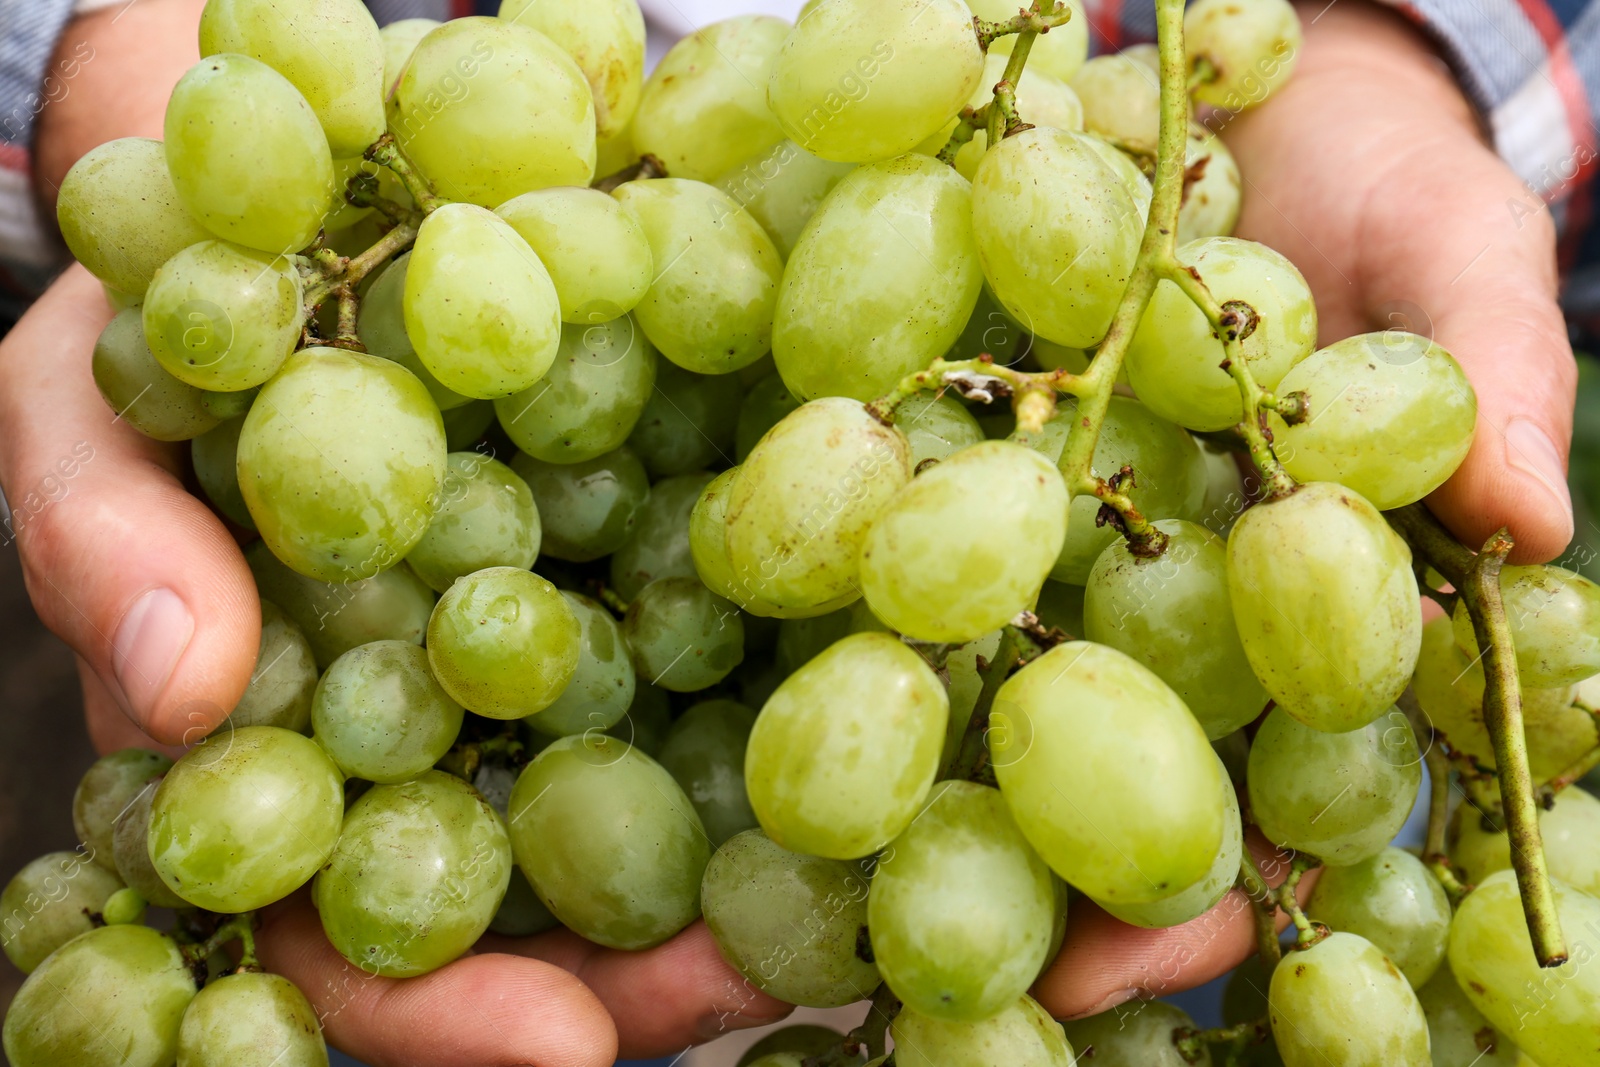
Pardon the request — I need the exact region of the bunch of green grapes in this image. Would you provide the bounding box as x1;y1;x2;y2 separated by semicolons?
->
15;0;1600;1065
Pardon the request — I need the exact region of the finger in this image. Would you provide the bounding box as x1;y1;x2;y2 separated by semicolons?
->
0;265;259;744
256;893;619;1067
76;657;184;759
481;921;794;1059
1032;832;1318;1020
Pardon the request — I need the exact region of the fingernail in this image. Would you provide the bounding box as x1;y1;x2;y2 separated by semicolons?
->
1505;418;1575;535
113;588;194;726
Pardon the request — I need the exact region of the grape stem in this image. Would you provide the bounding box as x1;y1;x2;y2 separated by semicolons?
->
302;218;420;313
1400;692;1473;904
865;355;1088;426
972;1;1075;52
366;133;445;214
1540;742;1600;800
1079;467;1169;556
1386;504;1568;966
1235;848;1283;970
1174;1017;1269;1066
807;983;901;1065
180;911;260;974
592;153;668;194
1277;856;1322;948
945;627;1023;782
343;170;415;226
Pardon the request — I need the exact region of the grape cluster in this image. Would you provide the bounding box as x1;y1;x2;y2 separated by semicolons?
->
7;0;1600;1065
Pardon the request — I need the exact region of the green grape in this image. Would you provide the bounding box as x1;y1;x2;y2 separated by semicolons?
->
379;18;439;93
1179;124;1242;243
736;374;803;462
511;446;650;562
939;631;1003;773
895;393;986;470
773;604;871;677
1060;1000;1208;1066
1247;706;1421;866
72;748;172;872
498;0;644;141
972;0;1089;82
199;383;257;420
745;632;946;858
199;0;384;158
971;128;1144;349
623;577;745;693
1416;962;1521;1067
737;1026;846;1067
922;53;1086;182
859;441;1069;643
869;781;1054;1021
192;417;254;528
508;734;709;949
1194;440;1245;536
1083;134;1153;220
1070;54;1160;156
388;17;595;207
1126;237;1317;432
1270;332;1477;509
1450;564;1600;687
657;700;759;846
56;138;210;297
891;995;1075;1067
1305;847;1449;987
612;471;717;600
1084;519;1268;739
443;400;495;451
112;780;188;910
1032;579;1086;636
0;852;124;973
626;360;743;477
239;347;447;583
489;867;560;937
358;253;473;412
717;140;856;259
767;0;984;164
228;600;317;732
246;540;436;669
991;641;1223;904
497;188;654;324
608;682;673;757
426;567;580;719
526;592;636;738
1221;957;1285;1066
404;202;562;399
772;154;982;402
148;725;344;912
311;640;464;782
701;828;878;1007
1186;0;1303;111
690;468;789;616
101;887;145;927
142;240;304;392
1448;786;1600;896
632;16;789;181
2;924;195;1067
1269;932;1430;1067
725;398;911;614
947;286;1038;367
175;971;328;1067
1228;482;1420;732
164;54;333;254
406;452;540;592
611;179;782;375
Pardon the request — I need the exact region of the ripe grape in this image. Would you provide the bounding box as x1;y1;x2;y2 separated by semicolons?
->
175;971;328;1067
716;140;856;259
626;360;743;477
498;0;645;141
526;592;636;739
426;567;580;719
1305;847;1450;986
923;53;1086;181
1450;563;1600;687
1071;54;1161;156
1270;932;1430;1066
1415;962;1521;1067
991;642;1224;904
112;781;188;910
657;700;760;847
228;601;318;732
496;188;655;324
896;394;986;470
1060;1000;1208;1066
890;994;1075;1067
71;748;171;873
511;446;650;562
358;253;473;412
737;1026;846;1066
735;374;804;462
690;468;770;613
91;306;222;441
405;452;541;592
611;471;715;599
622;576;745;692
380;18;439;95
311;640;464;783
973;0;1090;83
1448;786;1600;896
1179;125;1242;243
0;852;124;973
1186;0;1303;111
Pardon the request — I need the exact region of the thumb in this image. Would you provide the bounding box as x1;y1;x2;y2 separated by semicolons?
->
0;265;259;745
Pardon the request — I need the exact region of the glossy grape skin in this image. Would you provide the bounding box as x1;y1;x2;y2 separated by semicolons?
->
624;577;745;692
1085;519;1268;740
869;781;1055;1021
72;748;172;872
1248;706;1421;866
229;600;317;732
245;541;435;669
2;925;196;1067
311;641;464;783
773;155;982;402
199;0;383;158
1228;482;1421;733
690;468;789;617
357;253;472;412
164;54;333;254
498;0;644;141
1305;847;1449;987
526;592;636;738
142;240;304;392
658;700;760;846
149;726;343;912
1271;332;1477;509
1060;1000;1208;1066
1180;125;1242;243
701;828;877;1007
404;202;562;399
511;447;650;562
175;971;328;1067
1071;54;1160;156
1269;932;1429;1067
57;138;210;296
496;188;654;324
717;140;856;259
992;642;1224;904
1451;564;1600;687
726;399;911;614
767;0;983;164
736;374;804;462
0;852;123;973
737;1026;846;1067
971;0;1088;82
406;453;540;592
972;128;1144;349
633;17;789;182
508;734;709;949
113;780;189;910
388;18;595;207
239;347;447;583
895;394;985;470
611;179;782;375
1416;962;1521;1067
192;416;254;523
891;995;1075;1067
860;441;1069;643
627;361;743;477
426;567;580;719
1186;0;1303;111
380;18;438;89
1448;786;1600;896
1127;238;1317;432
